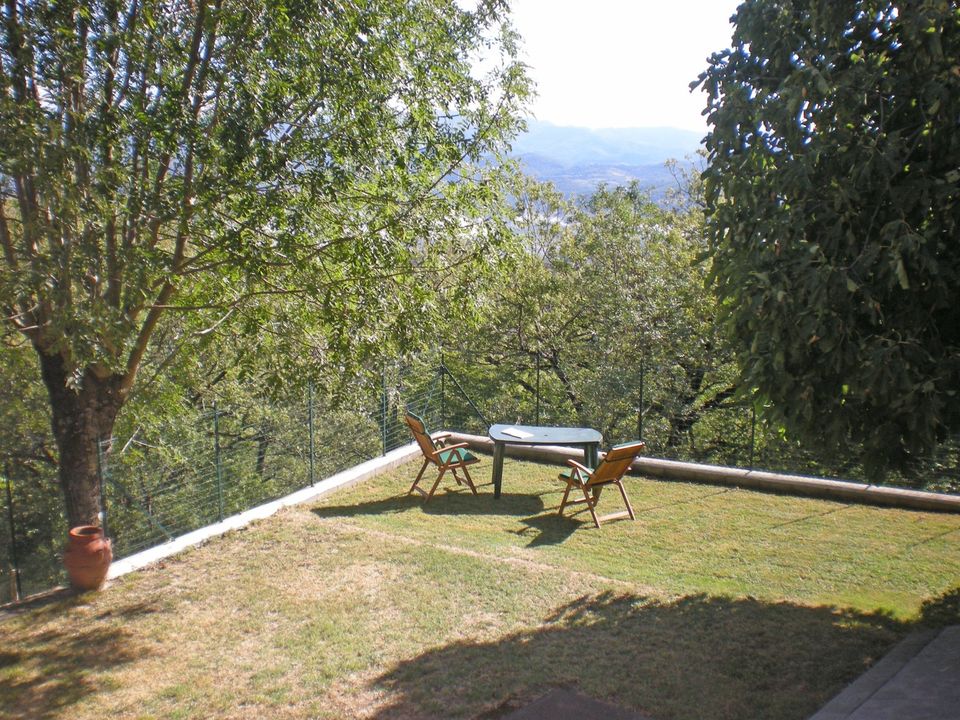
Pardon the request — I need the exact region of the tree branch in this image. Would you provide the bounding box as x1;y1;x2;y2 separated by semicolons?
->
0;201;17;270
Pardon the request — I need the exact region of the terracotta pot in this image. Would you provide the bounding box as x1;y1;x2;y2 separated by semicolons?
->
63;525;113;591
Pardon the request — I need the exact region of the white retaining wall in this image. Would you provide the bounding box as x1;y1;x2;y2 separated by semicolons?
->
107;442;421;580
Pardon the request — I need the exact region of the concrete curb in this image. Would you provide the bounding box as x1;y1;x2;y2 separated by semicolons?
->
107;442;421;580
446;432;960;514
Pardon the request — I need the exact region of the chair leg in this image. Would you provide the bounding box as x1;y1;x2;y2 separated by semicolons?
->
408;459;430;496
424;468;446;502
616;480;636;520
459;464;478;495
583;486;602;528
558;479;575;516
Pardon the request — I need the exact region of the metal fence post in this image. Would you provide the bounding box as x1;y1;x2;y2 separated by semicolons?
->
381;367;388;455
749;404;757;469
637;358;645;441
308;383;316;485
535;353;541;425
96;437;109;539
4;467;21;602
440;352;446;429
214;403;224;522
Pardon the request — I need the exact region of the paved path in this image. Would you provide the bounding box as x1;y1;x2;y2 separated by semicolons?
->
810;625;960;720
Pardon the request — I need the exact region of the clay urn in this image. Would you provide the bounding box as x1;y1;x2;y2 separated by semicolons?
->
63;525;113;591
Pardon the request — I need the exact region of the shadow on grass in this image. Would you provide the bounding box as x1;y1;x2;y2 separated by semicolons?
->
513;512;583;547
313;489;547;519
0;592;149;720
514;486;640;548
312;481;633;547
368;588;960;720
918;587;960;627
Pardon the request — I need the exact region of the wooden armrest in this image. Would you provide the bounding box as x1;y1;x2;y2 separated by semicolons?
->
566;459;592;474
565;459;592;483
431;442;469;458
433;432;452;442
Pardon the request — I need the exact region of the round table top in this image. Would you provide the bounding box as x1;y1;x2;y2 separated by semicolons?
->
488;424;602;445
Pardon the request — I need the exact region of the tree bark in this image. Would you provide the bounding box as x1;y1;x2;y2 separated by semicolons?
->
35;350;125;529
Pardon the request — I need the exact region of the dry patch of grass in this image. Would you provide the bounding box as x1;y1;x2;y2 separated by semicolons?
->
1;457;958;720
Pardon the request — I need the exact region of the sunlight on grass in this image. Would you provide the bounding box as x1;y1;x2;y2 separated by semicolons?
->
1;456;958;720
317;457;960;618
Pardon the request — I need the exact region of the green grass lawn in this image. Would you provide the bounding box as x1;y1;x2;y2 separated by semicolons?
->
2;455;959;720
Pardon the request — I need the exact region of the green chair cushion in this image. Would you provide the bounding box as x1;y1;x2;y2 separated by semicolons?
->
559;466;594;479
438;448;477;464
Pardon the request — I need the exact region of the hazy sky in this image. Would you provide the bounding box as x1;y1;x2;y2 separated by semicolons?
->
508;0;742;131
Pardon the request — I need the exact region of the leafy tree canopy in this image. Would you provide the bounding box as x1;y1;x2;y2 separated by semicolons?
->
697;0;960;477
0;0;529;526
442;177;733;450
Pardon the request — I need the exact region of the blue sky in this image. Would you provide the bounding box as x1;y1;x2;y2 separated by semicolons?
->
508;0;742;131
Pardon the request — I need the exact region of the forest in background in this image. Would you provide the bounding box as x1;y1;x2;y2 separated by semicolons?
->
3;170;957;602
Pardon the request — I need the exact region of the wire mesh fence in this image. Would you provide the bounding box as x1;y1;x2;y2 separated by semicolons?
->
426;353;960;492
2;467;64;603
2;355;958;604
100;389;417;562
0;376;432;604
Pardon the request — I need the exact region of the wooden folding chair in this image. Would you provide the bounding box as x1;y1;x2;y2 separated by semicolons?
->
558;440;645;528
404;411;481;501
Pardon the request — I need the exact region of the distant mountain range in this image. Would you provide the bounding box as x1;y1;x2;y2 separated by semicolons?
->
510;120;705;198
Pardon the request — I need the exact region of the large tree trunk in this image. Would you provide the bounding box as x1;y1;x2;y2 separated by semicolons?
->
36;350;125;529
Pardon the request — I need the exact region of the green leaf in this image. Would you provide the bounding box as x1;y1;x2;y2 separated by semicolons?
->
694;0;960;478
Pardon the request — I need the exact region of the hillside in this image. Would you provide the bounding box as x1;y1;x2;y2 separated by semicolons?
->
512;120;704;198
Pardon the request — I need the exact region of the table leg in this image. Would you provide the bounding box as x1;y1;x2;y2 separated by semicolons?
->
492;441;505;499
585;443;599;469
586;443;601;500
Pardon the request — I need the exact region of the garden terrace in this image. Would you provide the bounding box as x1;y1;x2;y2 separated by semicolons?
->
2;455;959;720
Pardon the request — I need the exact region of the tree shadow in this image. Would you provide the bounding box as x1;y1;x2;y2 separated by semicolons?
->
0;586;74;619
364;589;949;720
0;593;151;719
918;586;960;627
